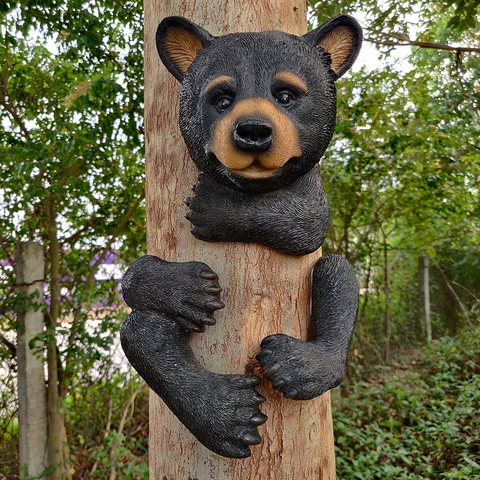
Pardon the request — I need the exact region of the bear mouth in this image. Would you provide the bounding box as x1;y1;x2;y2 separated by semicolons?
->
229;159;279;179
209;152;301;180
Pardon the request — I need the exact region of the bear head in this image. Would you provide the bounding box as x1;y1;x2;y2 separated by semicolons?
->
156;16;362;193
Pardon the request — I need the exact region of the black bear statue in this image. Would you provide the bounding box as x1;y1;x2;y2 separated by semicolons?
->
121;15;362;459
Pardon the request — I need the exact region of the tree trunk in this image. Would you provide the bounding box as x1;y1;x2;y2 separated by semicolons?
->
45;201;70;480
144;0;336;478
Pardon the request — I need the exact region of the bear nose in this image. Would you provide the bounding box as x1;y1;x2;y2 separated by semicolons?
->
234;120;272;152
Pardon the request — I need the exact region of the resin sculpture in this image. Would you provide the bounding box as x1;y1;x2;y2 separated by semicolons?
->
121;15;362;458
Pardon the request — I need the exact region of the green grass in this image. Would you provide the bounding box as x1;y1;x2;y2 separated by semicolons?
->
333;327;480;479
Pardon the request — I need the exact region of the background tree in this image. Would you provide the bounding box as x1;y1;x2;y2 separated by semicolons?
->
0;1;147;477
310;0;480;363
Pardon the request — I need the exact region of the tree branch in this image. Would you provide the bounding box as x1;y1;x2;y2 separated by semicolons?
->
366;37;480;54
99;47;130;78
452;281;479;302
61;215;98;244
0;334;16;358
0;99;32;140
436;265;471;321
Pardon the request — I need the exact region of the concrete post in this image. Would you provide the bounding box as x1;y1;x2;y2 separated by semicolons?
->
16;241;48;478
418;255;432;343
423;256;432;343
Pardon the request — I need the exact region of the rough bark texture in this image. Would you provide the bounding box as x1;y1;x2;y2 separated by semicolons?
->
16;241;48;478
145;0;336;478
46;202;70;480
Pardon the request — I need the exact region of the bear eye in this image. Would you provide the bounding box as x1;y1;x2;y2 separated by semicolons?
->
275;90;295;107
215;95;233;112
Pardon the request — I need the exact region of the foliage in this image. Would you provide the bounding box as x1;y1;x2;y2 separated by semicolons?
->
0;0;147;365
334;327;480;478
0;336;149;479
0;0;146;281
65;369;149;480
311;0;480;38
310;0;480;363
0;352;18;478
0;0;146;476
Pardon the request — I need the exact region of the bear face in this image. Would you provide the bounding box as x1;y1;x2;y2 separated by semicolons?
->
157;16;362;193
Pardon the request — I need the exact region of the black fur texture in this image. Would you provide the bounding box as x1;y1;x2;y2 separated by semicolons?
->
121;16;362;458
121;256;267;458
185;168;329;256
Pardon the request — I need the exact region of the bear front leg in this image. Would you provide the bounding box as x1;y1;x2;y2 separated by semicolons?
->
256;254;359;399
120;255;267;457
121;311;267;457
185;169;329;256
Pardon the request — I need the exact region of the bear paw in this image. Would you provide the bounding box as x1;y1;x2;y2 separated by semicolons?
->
256;334;344;400
184;174;237;242
122;255;225;333
182;374;267;458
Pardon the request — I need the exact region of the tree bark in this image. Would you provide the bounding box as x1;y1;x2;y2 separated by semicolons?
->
144;0;336;478
45;201;70;480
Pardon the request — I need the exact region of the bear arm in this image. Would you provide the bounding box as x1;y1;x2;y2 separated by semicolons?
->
310;254;359;353
256;254;359;400
186;167;329;256
120;310;267;458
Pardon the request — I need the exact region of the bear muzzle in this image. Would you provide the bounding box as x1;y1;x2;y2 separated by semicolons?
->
209;98;302;179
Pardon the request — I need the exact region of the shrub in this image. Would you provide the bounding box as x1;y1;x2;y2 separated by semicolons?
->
334;327;480;479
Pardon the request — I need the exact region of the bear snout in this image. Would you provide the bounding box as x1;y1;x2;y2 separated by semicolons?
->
234;120;273;153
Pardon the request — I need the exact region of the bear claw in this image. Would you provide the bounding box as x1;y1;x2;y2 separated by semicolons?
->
204;285;222;294
199;271;218;280
240;432;262;445
205;300;225;311
250;413;268;425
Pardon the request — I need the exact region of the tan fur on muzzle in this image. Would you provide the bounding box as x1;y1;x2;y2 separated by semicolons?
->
209;98;302;179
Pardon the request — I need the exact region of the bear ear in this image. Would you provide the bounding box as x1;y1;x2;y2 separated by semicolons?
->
301;15;363;79
156;16;214;82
